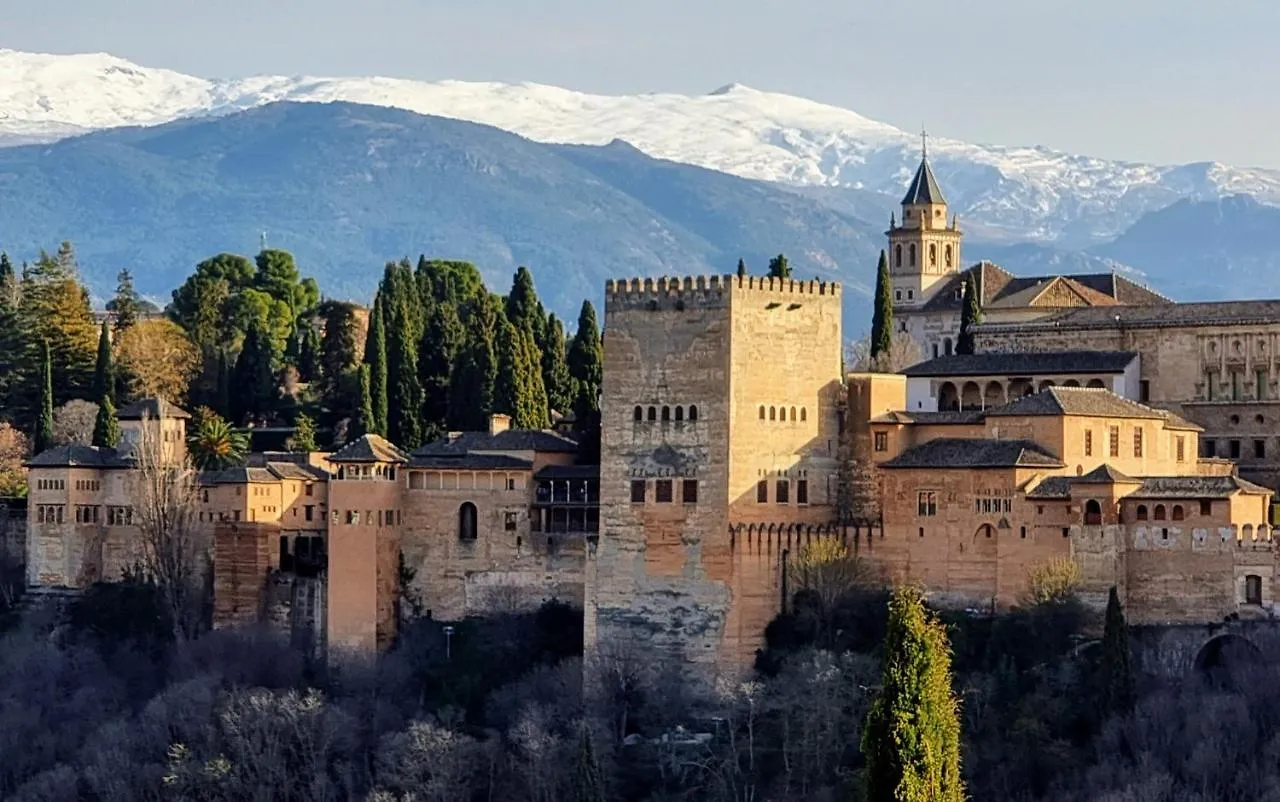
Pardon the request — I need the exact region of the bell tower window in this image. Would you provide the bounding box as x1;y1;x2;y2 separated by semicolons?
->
929;244;937;267
895;244;902;268
909;244;916;267
945;245;953;267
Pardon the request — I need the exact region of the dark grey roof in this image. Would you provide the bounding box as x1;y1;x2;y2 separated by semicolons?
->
27;444;133;468
201;467;280;485
1074;464;1138;484
413;429;580;457
1026;477;1072;499
1129;475;1273;499
409;454;533;471
534;465;600;481
986;387;1166;420
264;462;329;481
328;434;408;464
871;410;986;425
903;351;1137;378
901;155;947;205
117;398;190;420
980;300;1280;333
919;262;1170;314
881;438;1063;469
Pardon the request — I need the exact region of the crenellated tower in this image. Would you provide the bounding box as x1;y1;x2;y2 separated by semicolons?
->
886;133;963;309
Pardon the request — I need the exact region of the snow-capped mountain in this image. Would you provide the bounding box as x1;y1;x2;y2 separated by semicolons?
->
3;48;1279;246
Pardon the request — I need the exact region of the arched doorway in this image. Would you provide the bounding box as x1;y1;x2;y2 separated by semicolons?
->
961;381;982;410
984;381;1005;408
458;502;478;541
1084;499;1102;525
937;382;959;412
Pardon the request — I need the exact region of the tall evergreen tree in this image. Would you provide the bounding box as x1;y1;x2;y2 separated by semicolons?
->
418;300;465;433
110;268;142;333
214;349;232;420
1101;586;1135;714
287;412;318;452
0;253;20;410
494;320;550;429
363;297;389;437
19;245;98;411
448;296;501;431
297;321;322;382
34;340;54;455
871;250;894;361
92;320;113;405
540;314;574;417
957;274;981;356
736;258;747;278
862;586;964;802
386;296;424;449
231;321;276;424
92;393;119;448
567;301;603;425
568;724;607;802
352;364;375;441
505;266;546;342
767;253;792;279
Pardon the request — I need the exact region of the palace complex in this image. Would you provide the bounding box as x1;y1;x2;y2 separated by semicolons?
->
17;147;1280;685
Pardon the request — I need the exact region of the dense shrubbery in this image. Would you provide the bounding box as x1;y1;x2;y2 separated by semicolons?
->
3;579;1280;800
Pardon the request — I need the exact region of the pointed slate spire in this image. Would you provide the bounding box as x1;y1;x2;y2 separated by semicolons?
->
902;129;947;206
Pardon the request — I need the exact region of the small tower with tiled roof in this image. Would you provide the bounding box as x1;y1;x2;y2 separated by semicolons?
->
886;131;963;310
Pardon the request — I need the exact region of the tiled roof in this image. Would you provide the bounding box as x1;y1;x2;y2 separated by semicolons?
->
201;467;280;485
902;351;1137;378
1026;477;1072;499
409;454;533;471
534;465;601;481
328;434;408;464
980;299;1280;333
264;462;329;481
117;398;190;420
1074;464;1138;484
1129;475;1273;499
27;444;133;468
881;438;1063;469
870;410;986;425
413;429;580;457
986;387;1166;420
920;262;1170;314
901;155;947;205
1153;409;1204;432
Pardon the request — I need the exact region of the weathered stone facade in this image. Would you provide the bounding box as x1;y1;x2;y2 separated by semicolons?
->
591;274;843;683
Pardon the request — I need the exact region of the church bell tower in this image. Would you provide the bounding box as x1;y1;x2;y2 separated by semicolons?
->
886;132;962;308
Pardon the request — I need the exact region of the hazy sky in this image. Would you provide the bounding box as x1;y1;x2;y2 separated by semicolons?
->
4;0;1276;168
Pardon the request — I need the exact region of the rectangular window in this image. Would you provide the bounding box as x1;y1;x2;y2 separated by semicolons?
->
1109;426;1120;458
385;508;395;526
507;477;516;491
1260;370;1270;401
796;480;808;505
630;480;646;504
682;479;698;504
917;491;937;517
757;480;768;503
1232;371;1242;401
1176;436;1185;462
233;510;241;522
655;480;673;503
1256;440;1267;460
304;505;314;522
874;432;888;452
1230;440;1241;459
1200;500;1212;516
305;483;314;497
1140;380;1150;403
1203;438;1216;458
1206;371;1216;401
1133;428;1143;458
346;510;358;524
504;511;518;531
776;480;790;505
1084;430;1093;457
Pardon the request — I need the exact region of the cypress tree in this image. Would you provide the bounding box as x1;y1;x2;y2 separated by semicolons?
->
862;586;964;802
567;301;603;425
541;314;574;417
364;297;389;437
352;364;375;441
0;253;19;411
111;268;142;333
1101;586;1135;714
387;298;424;449
871;250;894;361
568;724;607;802
767;253;792;279
92;320;113;405
419;301;465;434
287;412;318;452
214;349;232;420
231;321;276;424
505;266;542;333
957;274;981;356
34;340;54;454
448;296;500;431
736;258;747;278
297;322;322;382
92;393;119;448
495;320;550;430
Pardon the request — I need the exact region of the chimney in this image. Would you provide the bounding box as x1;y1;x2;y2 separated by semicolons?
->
489;414;512;436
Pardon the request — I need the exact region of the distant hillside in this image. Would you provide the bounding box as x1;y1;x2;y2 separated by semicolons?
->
0;101;880;328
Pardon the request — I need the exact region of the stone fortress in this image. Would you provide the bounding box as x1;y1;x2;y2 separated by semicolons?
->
18;145;1280;683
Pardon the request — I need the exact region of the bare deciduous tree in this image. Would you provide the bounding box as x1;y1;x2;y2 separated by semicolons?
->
128;413;207;641
846;331;923;374
52;399;99;446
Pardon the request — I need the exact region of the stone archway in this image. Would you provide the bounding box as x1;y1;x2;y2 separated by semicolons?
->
961;381;982;410
938;382;959;411
1038;379;1055;392
983;381;1005;408
1086;378;1106;389
1195;634;1264;685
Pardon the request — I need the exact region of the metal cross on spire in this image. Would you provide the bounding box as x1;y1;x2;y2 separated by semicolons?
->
921;126;928;159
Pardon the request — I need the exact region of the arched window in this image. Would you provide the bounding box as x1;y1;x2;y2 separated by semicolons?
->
758;405;765;420
895;244;902;268
647;406;656;421
689;405;698;421
674;406;684;422
929;243;937;267
661;406;671;421
909;243;917;267
1153;504;1167;521
1136;504;1148;521
1172;505;1184;521
1084;499;1102;525
633;406;643;422
790;407;797;422
769;407;776;421
458;502;478;541
800;408;807;422
945;244;953;267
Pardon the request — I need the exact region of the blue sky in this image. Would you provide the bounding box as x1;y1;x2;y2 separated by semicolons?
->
4;0;1277;168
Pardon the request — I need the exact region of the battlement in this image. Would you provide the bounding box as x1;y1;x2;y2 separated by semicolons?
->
604;274;842;312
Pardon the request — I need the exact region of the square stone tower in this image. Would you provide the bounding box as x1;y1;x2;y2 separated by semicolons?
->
589;274;843;685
